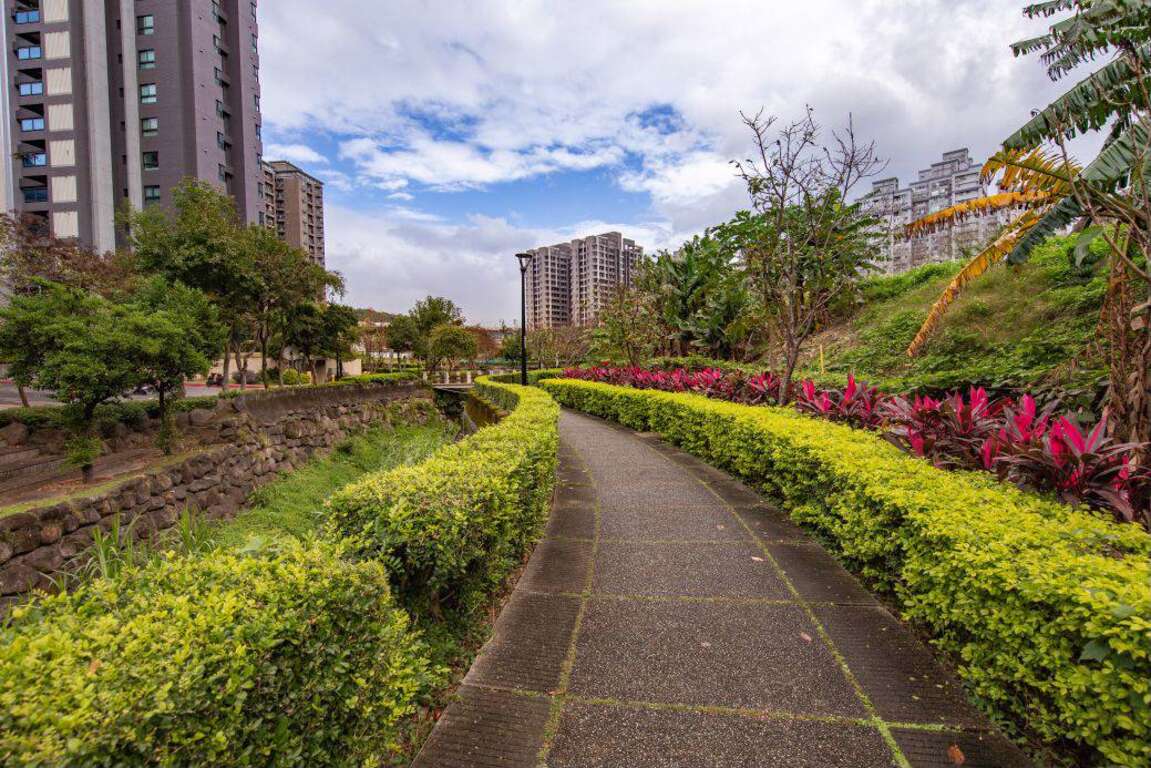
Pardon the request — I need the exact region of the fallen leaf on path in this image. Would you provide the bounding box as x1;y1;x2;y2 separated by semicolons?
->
947;744;965;765
751;556;764;562
800;633;813;643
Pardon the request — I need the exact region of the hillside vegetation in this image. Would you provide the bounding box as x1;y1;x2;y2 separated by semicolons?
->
799;235;1108;401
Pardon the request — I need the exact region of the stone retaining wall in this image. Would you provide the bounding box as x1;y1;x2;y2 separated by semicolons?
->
0;382;432;605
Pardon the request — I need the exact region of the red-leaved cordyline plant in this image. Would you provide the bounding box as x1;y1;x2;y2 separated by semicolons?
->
558;365;1150;529
796;375;885;429
1000;414;1150;526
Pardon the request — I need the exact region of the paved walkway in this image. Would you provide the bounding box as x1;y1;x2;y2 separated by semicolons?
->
412;411;1031;768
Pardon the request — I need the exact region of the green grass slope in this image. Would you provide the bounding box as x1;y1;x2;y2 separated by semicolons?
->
800;235;1108;398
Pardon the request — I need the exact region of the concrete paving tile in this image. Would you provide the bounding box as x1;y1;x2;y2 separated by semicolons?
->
767;542;879;605
548;702;896;768
593;541;790;598
521;538;593;594
892;728;1034;768
815;605;988;728
731;503;810;541
412;685;552;768
597;481;718;509
464;592;581;693
569;599;866;716
546;497;596;539
598;503;746;541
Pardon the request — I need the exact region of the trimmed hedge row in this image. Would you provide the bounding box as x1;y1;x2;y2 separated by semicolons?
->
540;378;1151;767
0;542;435;767
328;377;560;613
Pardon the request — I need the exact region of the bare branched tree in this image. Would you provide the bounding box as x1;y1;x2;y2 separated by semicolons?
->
721;107;886;402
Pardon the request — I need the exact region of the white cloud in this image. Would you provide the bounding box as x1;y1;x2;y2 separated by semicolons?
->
264;143;329;166
258;0;1090;318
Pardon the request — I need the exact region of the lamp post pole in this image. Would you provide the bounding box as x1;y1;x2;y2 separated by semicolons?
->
515;252;533;385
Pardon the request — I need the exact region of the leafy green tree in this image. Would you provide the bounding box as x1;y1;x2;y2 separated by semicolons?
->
127;180;261;392
320;303;361;380
0;281;95;407
588;286;662;366
391;296;465;364
128;278;225;452
427;323;478;371
283;302;326;383
239;226;343;387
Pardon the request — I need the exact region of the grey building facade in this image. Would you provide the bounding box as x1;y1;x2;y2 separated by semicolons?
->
525;231;645;331
862;148;1010;274
261;159;325;266
1;0;263;253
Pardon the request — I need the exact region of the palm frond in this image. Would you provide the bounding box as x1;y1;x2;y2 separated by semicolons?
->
1005;46;1151;149
903;192;1043;237
983;146;1078;194
1022;0;1076;19
906;212;1042;357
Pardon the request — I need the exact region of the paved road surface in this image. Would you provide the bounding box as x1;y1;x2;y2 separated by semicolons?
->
412;410;1030;767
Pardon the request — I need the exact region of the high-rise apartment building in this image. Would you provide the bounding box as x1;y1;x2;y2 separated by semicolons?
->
525;243;571;330
524;231;645;331
862;148;1009;274
260;159;324;266
0;0;264;252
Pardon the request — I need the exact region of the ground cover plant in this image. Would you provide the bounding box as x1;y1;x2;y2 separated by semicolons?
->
561;365;1150;530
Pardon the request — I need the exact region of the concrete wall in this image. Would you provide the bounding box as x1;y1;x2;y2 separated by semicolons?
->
0;381;432;606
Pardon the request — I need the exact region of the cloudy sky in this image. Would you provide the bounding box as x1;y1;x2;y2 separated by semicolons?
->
257;0;1077;325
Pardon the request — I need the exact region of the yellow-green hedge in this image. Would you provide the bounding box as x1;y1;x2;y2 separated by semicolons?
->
541;378;1151;768
0;542;435;767
328;377;559;613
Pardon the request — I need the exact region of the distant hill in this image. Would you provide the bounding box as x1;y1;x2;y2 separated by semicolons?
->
354;308;398;324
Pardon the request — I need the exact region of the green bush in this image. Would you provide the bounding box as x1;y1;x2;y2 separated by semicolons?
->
540;378;1151;768
0;542;436;767
328;377;559;613
338;372;418;385
488;369;563;385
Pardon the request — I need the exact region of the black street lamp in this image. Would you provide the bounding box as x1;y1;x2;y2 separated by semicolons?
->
515;252;533;385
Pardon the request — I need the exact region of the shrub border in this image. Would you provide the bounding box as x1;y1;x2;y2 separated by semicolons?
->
540;378;1151;767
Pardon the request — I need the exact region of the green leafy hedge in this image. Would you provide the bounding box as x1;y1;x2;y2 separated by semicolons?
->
328;377;559;613
0;542;436;767
337;372;419;385
540;378;1151;768
0;396;221;432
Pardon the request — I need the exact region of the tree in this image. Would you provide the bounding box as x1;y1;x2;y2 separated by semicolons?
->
0;282;97;408
0;213;133;299
427;323;478;371
499;325;523;363
588;286;662;366
127;180;261;393
320;303;360;380
239;226;342;388
961;0;1151;446
283;303;326;383
128;278;225;452
723;108;883;402
390;296;465;364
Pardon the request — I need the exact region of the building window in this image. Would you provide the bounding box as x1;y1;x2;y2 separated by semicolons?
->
22;153;47;168
139;83;157;103
138;49;156;69
20;117;45;132
142;151;159;170
141;117;158;136
14;9;41;23
137;14;154;34
144;185;161;204
17;46;42;60
218;164;228;182
255;123;261;139
23;186;49;203
216;131;228;150
18;81;44;96
254;94;260;111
